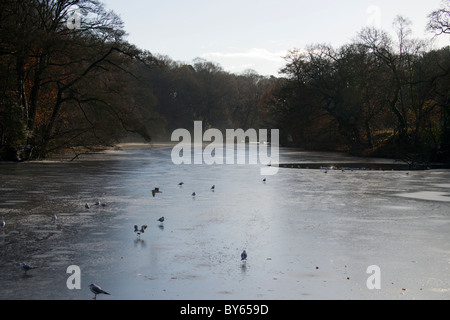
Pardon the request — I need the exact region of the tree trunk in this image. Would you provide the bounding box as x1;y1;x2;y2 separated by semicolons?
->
27;53;47;134
16;55;29;121
365;120;374;149
0;122;4;146
37;90;63;159
389;83;408;142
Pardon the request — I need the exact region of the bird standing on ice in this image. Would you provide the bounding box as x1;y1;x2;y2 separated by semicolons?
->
89;283;110;300
241;250;247;262
20;263;36;274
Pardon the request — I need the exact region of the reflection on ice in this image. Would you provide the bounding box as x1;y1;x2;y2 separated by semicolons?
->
0;146;449;300
395;191;450;202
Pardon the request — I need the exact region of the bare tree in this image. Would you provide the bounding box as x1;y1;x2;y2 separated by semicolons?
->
0;0;153;160
428;0;450;36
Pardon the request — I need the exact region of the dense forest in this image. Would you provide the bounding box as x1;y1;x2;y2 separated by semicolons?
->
0;0;449;166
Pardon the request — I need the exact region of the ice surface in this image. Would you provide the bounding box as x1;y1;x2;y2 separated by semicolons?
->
0;145;449;300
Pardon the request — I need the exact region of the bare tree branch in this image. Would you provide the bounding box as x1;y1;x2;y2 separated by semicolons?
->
428;0;450;36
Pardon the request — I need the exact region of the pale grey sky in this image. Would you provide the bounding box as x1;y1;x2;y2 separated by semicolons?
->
103;0;448;76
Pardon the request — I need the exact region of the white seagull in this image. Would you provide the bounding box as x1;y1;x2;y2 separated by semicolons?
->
89;283;110;300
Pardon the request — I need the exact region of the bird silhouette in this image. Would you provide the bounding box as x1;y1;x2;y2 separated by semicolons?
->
241;250;247;261
51;215;57;223
152;187;162;197
134;225;148;238
157;217;165;223
211;185;215;191
89;283;110;300
20;263;36;274
0;217;5;228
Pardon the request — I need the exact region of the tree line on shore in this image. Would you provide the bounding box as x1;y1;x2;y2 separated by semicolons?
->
0;0;449;166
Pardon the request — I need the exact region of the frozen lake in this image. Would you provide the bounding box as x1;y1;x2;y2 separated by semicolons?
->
0;144;449;300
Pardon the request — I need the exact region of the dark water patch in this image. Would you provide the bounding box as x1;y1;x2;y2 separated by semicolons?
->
276;162;446;171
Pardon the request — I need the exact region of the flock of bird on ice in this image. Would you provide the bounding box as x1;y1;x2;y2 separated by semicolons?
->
1;179;258;300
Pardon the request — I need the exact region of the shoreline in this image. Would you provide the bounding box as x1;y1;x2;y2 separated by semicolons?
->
2;142;449;171
275;162;450;171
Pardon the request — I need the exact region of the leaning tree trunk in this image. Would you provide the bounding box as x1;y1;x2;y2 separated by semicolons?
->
36;47;128;159
37;92;62;160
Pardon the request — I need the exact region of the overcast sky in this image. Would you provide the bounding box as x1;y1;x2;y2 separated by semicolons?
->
102;0;448;76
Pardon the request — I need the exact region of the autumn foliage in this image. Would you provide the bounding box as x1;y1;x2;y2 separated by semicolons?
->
0;1;449;166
